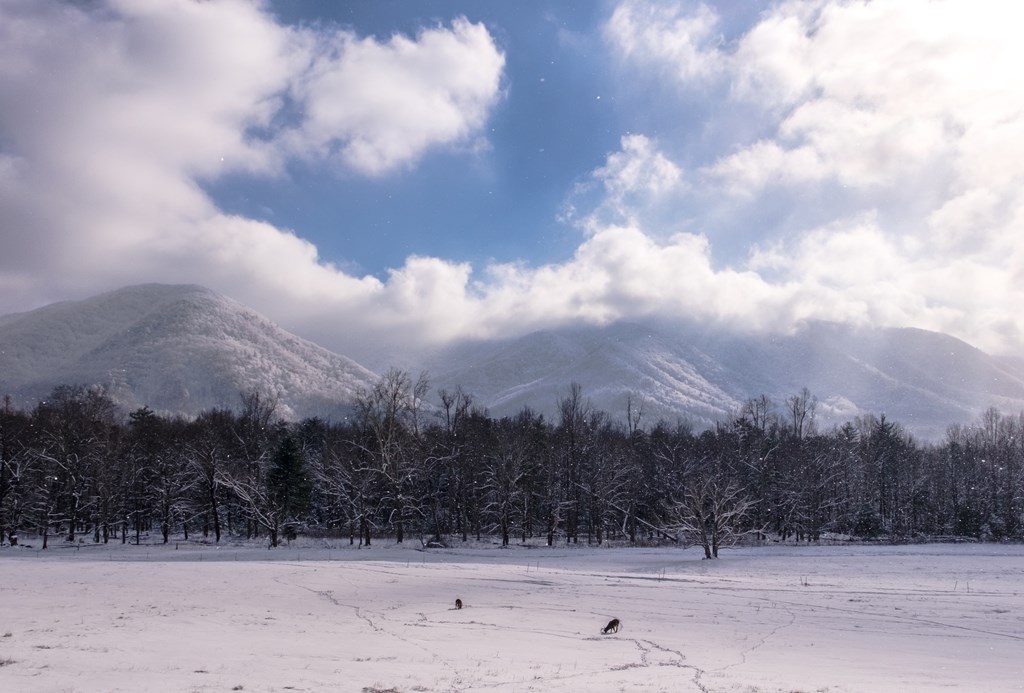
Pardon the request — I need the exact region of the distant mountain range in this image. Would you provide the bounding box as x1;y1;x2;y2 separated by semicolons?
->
426;321;1024;439
0;284;376;420
2;283;1023;439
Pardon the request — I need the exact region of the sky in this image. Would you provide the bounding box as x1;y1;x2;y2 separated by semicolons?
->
1;0;1023;365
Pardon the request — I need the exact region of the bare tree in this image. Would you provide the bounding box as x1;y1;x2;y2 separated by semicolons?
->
672;465;759;559
788;438;844;542
786;388;817;440
306;420;366;545
436;387;475;542
555;383;592;544
126;407;192;544
30;386;119;545
626;393;645;436
184;409;236;543
354;369;429;543
0;396;30;545
578;414;631;545
742;394;776;434
484;415;533;546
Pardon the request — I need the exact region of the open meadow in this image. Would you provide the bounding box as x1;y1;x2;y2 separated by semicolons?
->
1;541;1022;692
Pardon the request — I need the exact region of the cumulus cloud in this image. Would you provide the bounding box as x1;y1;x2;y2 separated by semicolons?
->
564;134;685;232
1;0;1023;369
602;0;1024;354
285;17;505;175
0;0;505;358
605;0;723;82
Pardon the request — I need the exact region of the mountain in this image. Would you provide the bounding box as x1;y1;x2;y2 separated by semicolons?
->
425;321;1024;440
423;323;737;424
3;284;1023;439
0;284;376;420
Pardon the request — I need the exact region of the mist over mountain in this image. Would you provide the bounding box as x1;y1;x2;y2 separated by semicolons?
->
0;284;376;420
2;284;1023;439
424;321;1024;440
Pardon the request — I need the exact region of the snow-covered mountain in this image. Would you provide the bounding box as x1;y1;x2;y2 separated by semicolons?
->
0;284;376;420
425;321;1024;439
3;284;1023;438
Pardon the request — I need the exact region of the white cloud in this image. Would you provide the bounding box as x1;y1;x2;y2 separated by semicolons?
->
714;0;1024;201
600;0;1024;355
702;139;822;196
596;135;684;204
566;134;686;232
2;0;1024;369
285;18;505;175
605;0;723;82
0;0;506;358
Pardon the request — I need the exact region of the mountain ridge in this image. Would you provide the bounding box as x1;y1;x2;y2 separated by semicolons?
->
3;284;1024;439
423;320;1024;439
0;284;376;420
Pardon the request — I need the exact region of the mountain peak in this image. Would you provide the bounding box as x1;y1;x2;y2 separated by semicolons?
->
4;286;1023;439
425;320;1024;440
0;283;376;420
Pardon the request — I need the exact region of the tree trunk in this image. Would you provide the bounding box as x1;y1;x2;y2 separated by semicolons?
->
431;503;443;543
67;496;78;542
209;486;221;543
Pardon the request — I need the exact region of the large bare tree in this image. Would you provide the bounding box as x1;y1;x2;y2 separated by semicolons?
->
354;369;429;544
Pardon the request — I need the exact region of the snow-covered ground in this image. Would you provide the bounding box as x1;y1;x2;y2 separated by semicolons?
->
1;540;1022;692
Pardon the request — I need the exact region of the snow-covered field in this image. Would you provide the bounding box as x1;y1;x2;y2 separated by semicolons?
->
1;540;1022;692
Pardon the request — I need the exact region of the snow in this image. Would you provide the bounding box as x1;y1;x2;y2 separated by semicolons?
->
427;321;1024;440
7;284;1024;438
1;541;1022;692
0;284;376;420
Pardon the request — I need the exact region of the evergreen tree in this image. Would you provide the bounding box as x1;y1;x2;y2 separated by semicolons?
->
268;434;312;526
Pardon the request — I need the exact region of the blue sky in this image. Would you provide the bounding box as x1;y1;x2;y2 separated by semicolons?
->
209;1;623;276
225;0;772;277
1;0;1023;364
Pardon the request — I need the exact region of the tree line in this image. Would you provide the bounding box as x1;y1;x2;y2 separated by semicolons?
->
0;371;1021;556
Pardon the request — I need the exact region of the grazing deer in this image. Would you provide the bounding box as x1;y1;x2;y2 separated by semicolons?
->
601;618;620;634
455;598;463;610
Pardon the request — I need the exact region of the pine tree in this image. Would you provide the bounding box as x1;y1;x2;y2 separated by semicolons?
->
268;434;312;536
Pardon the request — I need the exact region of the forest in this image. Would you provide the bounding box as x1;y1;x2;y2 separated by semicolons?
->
1;368;1022;557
